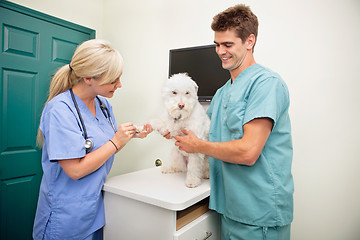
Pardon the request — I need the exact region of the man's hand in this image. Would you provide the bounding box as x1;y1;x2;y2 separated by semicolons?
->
174;129;201;153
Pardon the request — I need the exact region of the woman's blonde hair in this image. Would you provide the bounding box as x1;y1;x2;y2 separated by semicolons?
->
36;39;124;146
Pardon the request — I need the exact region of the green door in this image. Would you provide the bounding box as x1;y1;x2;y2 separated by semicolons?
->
0;2;95;239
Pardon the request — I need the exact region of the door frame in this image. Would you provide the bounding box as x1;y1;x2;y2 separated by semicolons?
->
1;1;95;39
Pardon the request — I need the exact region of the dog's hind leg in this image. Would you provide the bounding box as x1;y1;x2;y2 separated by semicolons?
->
162;148;187;174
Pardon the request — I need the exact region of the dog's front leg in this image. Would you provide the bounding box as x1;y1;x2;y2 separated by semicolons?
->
149;119;167;135
185;153;204;188
203;155;210;179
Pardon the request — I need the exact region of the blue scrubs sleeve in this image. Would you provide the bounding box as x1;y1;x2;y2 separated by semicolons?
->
243;77;289;127
41;106;86;161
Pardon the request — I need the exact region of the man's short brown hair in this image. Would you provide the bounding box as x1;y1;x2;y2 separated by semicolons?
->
211;4;258;45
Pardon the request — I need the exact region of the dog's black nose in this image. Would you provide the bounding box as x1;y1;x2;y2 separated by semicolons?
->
178;103;185;109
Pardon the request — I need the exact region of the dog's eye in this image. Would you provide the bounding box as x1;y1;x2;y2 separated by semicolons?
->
172;91;177;95
185;91;190;95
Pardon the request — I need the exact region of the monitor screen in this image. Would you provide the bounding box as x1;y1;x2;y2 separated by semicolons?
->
169;44;230;102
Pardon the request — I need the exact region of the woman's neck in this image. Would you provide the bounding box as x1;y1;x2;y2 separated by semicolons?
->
72;82;96;116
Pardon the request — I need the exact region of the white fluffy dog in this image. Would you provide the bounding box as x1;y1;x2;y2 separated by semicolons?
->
151;73;210;188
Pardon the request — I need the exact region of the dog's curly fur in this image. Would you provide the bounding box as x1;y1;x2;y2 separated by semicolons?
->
151;73;210;188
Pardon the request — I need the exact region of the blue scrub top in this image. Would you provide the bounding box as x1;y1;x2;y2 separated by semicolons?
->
33;90;117;240
207;64;294;227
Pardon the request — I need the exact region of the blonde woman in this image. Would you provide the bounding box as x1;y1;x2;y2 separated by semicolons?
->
33;39;152;240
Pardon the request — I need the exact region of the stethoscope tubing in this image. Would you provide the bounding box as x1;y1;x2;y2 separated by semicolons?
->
69;88;116;152
70;89;89;140
98;100;116;132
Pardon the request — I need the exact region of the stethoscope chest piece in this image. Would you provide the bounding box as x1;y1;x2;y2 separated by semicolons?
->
70;88;115;153
85;139;94;151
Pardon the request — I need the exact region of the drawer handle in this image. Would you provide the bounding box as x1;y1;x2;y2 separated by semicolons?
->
199;231;212;240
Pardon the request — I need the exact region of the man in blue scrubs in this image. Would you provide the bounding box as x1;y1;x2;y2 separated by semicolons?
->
174;4;294;239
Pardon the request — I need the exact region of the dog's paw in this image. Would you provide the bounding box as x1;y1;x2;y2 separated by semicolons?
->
149;119;167;133
161;165;182;174
186;176;201;188
161;165;174;174
133;124;142;134
203;170;209;179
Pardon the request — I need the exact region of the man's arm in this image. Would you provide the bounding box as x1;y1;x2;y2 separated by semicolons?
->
174;117;273;165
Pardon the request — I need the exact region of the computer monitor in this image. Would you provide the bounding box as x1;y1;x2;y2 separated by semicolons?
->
169;44;230;102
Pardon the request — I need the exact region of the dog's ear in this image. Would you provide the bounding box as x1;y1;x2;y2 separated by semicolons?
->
193;82;199;93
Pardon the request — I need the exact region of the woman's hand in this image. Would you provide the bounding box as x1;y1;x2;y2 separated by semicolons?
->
60;122;139;179
111;122;137;152
59;123;136;179
133;123;153;138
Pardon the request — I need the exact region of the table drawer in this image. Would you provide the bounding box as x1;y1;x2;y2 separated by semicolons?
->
174;210;220;240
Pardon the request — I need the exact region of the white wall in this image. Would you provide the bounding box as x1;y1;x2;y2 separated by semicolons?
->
8;0;360;239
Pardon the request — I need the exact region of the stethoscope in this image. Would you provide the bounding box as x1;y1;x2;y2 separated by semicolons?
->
70;88;116;152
